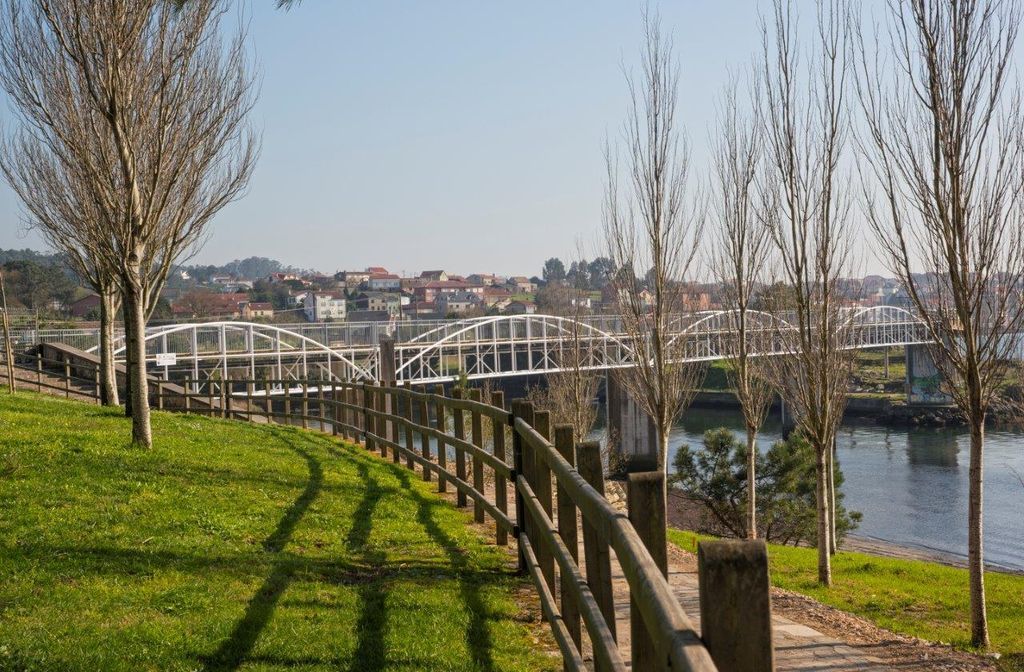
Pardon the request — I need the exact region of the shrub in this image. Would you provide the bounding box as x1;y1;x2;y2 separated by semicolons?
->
671;428;861;546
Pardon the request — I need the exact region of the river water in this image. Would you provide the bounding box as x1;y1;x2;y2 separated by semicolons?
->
664;408;1024;571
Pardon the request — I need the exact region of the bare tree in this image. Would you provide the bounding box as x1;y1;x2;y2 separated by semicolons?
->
854;0;1024;647
604;10;706;483
709;75;774;539
0;0;258;447
0;270;14;393
0;151;123;406
758;0;855;587
529;255;601;446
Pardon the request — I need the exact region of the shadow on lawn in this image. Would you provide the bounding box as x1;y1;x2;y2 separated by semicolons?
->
202;439;393;672
202;438;500;672
389;462;497;672
201;434;324;671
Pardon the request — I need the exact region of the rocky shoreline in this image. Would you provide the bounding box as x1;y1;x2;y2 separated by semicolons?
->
691;390;1024;429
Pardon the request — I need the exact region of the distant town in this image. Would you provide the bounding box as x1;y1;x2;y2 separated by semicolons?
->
0;248;916;328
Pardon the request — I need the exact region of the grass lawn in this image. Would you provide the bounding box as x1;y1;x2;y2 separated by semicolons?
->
0;392;559;672
668;529;1024;668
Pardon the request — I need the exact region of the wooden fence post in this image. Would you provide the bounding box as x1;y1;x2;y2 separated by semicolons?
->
301;381;309;430
246;381;254;422
491;390;508;546
36;350;42;392
264;381;272;424
404;392;415;470
532;410;555;602
452;388;467;508
389;387;400;463
184;378;191;413
627;471;668;671
434;384;447;493
156;379;164;410
339;386;348;439
332;385;340;437
64;358;70;398
418;393;431;482
554;424;582;662
469;389;485;524
362;384;374;452
510;400;528;574
577;440;616;651
94;366;101;404
698;539;775;672
220;384;227;419
378;388;388;459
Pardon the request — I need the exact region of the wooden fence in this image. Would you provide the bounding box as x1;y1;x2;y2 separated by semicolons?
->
7;364;775;672
1;350;104;402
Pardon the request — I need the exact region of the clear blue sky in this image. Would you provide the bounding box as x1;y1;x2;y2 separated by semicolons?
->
0;1;808;277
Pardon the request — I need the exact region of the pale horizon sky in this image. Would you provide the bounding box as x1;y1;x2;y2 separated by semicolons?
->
0;1;897;278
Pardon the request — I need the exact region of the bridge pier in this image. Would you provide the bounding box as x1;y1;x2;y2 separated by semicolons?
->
605;373;659;475
905;344;952;405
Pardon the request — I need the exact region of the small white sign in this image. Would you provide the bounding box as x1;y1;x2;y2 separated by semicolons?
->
155;352;177;367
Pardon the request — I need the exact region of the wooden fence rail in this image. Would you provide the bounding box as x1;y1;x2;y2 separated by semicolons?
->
10;367;776;672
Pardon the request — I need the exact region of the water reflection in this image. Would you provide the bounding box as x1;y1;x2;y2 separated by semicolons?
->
906;428;959;468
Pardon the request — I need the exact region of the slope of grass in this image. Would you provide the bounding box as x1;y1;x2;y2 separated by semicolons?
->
0;392;558;672
668;528;1024;668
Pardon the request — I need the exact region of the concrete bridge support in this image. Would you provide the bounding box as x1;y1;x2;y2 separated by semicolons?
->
905;343;953;405
606;373;659;474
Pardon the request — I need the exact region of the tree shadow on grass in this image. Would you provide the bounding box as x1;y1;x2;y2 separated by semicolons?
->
387;462;497;672
202;440;392;672
347;460;389;672
201;434;323;671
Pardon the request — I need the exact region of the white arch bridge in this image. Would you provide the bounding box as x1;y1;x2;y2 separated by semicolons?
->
49;305;931;387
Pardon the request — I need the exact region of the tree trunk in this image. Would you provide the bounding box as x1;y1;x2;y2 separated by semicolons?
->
816;446;832;586
657;424;671;562
124;286;152;448
123;306;133;417
968;416;989;647
828;440;837;555
746;425;757;539
98;287;119;407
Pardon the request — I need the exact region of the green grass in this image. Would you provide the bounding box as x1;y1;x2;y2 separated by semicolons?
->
700;348;909;395
668;528;1024;668
0;392;558;672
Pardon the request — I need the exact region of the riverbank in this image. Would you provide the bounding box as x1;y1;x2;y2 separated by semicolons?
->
667;487;1024;575
691;390;988;428
844;535;1024;576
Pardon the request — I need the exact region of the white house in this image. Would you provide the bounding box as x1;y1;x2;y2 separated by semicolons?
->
303;291;347;322
367;274;402;291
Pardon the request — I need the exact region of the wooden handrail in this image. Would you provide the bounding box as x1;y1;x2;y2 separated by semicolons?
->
19;369;725;672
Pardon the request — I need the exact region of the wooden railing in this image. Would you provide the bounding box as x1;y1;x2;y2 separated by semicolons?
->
167;379;748;672
8;368;774;672
1;350;103;402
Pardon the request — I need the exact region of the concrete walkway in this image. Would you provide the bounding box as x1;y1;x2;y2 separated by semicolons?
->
608;550;890;671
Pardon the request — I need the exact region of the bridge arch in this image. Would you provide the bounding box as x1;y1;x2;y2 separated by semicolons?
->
394;314;636;383
116;321;377;382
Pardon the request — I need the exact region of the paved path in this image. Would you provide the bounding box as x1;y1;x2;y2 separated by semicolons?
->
607;550;890;671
